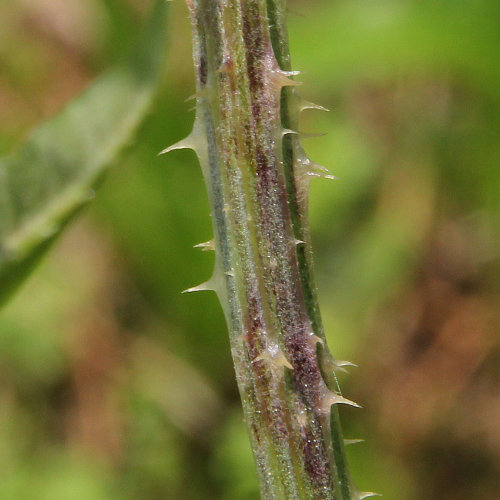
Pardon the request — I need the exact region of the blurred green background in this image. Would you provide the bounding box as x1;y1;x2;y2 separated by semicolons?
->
0;0;499;498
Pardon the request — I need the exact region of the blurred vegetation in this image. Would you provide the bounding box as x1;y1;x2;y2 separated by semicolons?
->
0;0;167;306
0;0;498;499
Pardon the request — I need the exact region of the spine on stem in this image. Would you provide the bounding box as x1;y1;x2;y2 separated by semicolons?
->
164;1;374;498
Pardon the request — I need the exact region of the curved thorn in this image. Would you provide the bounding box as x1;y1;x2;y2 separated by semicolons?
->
307;169;339;181
335;359;358;369
194;240;215;251
308;332;325;346
184;87;209;102
357;491;382;500
217;56;233;74
254;345;294;370
271;69;303;87
344;438;364;446
282;128;299;137
159;135;196;155
311;163;330;173
182;280;214;293
299;99;330;112
321;391;362;412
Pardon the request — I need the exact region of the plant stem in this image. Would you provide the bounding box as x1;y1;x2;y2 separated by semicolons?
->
167;1;365;498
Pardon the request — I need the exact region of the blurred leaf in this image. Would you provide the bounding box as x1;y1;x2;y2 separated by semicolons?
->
0;0;168;306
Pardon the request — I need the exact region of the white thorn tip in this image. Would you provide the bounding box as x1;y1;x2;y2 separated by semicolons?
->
334;366;349;374
321;391;362;412
275;351;294;370
312;163;330;173
194;240;215;251
344;438;364;446
295;239;306;246
182;281;214;293
357;492;382;500
282;128;299;137
300;99;330;112
335;359;358;369
307;170;338;181
159;135;196;155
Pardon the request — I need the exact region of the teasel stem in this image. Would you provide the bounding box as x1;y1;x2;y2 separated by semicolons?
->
164;1;372;498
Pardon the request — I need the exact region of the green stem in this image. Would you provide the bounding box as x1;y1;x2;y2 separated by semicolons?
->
168;1;367;498
266;3;357;499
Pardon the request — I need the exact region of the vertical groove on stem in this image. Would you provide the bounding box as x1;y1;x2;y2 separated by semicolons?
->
265;2;359;499
166;1;366;498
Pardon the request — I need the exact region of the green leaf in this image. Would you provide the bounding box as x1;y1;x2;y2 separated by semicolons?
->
0;0;168;306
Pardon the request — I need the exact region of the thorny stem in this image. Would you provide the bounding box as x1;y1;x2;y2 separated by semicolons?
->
166;1;372;498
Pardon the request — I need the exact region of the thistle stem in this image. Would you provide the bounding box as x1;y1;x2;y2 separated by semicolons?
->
174;1;361;498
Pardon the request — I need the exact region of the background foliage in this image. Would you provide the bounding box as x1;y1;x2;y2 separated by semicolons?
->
0;0;499;499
